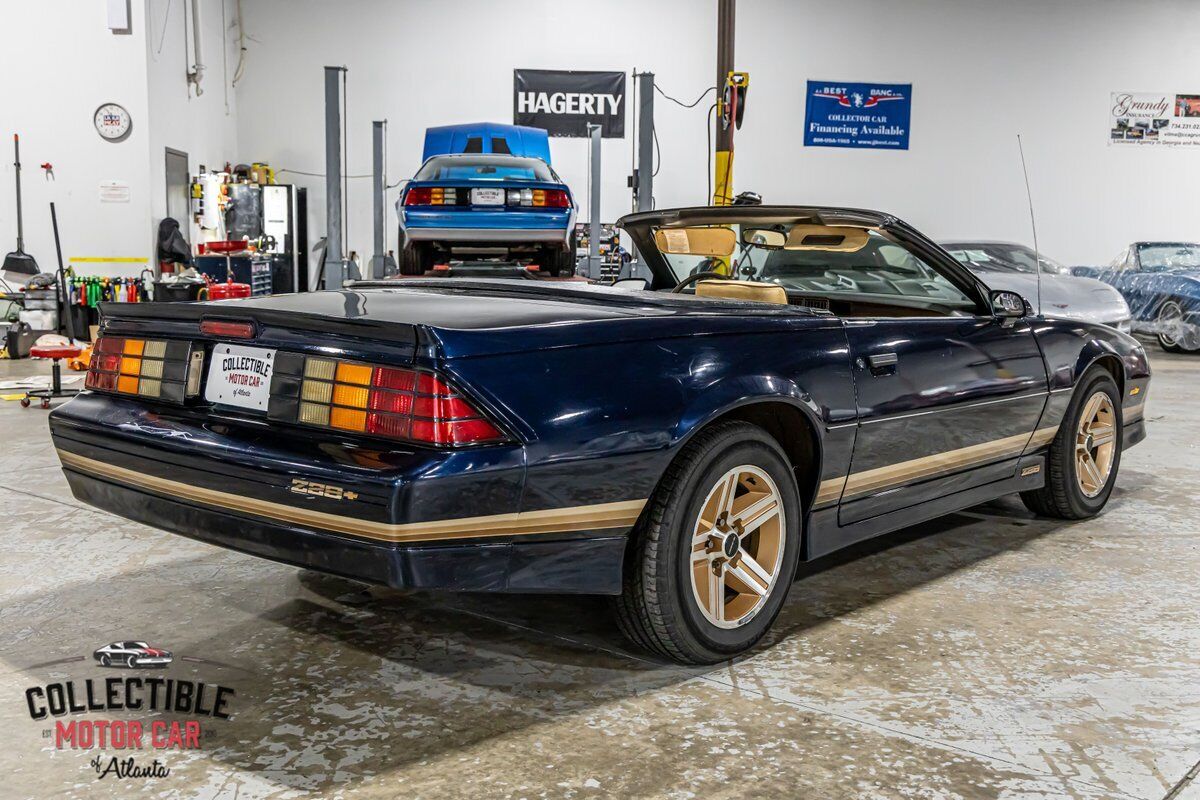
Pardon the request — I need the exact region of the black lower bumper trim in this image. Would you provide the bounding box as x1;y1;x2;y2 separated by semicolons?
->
66;470;626;595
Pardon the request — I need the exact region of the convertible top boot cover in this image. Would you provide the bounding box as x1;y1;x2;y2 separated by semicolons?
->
695;279;789;305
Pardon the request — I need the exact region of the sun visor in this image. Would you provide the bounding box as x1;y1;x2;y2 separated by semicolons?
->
653;227;737;257
786;225;870;252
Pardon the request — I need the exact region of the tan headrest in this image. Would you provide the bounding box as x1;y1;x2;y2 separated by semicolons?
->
786;224;870;252
695;280;789;305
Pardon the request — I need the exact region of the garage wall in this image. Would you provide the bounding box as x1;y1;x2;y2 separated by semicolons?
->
234;0;1200;272
145;0;241;244
233;0;718;281
0;1;152;279
736;0;1200;266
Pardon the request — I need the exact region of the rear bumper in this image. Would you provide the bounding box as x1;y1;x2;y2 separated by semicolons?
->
64;469;626;594
401;209;573;245
49;393;634;594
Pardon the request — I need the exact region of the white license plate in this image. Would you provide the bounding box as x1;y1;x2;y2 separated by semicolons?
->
204;343;276;411
471;187;505;206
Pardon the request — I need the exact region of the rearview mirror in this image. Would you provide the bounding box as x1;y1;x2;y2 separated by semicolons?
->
741;228;786;249
653;227;736;257
990;289;1028;318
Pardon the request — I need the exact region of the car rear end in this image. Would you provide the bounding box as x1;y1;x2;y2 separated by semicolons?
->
48;298;623;595
397;154;575;272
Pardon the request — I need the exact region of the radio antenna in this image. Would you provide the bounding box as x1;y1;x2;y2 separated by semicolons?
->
1016;134;1042;316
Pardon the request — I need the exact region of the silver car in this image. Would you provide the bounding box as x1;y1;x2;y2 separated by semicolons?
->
940;241;1132;332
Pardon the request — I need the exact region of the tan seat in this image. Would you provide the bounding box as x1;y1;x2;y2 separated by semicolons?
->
694;280;789;305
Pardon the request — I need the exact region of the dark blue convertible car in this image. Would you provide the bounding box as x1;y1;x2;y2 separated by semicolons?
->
1074;241;1200;353
49;205;1150;664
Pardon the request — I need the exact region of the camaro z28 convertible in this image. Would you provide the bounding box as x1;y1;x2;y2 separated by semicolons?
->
49;205;1151;665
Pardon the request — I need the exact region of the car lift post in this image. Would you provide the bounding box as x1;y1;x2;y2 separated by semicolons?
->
586;122;603;279
713;0;735;205
323;65;347;288
633;71;655;280
369;120;396;279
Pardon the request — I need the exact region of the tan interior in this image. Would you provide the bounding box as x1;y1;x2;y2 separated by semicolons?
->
695;280;789;305
785;224;870;252
654;226;737;257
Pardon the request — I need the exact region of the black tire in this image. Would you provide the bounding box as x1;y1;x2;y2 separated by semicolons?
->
399;242;432;276
99;654;111;667
1156;298;1198;353
614;421;802;665
538;243;575;278
1021;367;1123;519
126;655;137;668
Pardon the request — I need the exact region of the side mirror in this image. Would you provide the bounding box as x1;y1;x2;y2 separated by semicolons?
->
610;277;648;292
990;289;1027;318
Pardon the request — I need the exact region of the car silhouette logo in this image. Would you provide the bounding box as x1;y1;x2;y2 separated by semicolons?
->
93;641;174;669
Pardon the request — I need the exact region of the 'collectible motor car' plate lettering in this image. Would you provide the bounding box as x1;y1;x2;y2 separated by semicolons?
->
471;188;505;206
203;344;276;411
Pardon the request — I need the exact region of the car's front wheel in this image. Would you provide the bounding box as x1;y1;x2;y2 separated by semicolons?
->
1021;367;1122;519
615;421;801;664
1156;299;1200;353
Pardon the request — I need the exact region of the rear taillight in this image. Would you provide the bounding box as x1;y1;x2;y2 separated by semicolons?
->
404;187;457;206
506;188;570;208
284;356;504;445
85;336;198;402
533;189;570;208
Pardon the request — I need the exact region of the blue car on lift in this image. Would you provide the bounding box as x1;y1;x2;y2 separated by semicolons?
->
396;123;577;276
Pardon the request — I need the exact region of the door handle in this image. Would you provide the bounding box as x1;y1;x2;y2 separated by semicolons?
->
866;352;898;374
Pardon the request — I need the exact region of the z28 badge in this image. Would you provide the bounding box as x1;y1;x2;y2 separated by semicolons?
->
289;479;358;501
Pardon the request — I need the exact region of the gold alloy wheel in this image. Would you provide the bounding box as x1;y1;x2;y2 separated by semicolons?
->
1075;391;1117;498
689;465;786;629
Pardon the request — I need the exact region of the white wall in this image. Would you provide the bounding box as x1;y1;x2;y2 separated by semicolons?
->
736;0;1200;266
145;0;241;231
233;0;1200;271
234;0;719;280
0;1;152;279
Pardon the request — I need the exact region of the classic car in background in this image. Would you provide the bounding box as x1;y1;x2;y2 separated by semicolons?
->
51;205;1149;665
395;123;576;277
941;241;1132;332
1074;241;1200;352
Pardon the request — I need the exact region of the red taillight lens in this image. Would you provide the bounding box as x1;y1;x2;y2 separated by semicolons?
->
293;357;504;445
200;319;256;339
404;187;433;206
85;335;194;401
533;189;570;208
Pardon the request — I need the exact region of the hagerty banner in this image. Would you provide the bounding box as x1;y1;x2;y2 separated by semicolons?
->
804;81;912;150
513;69;625;138
1110;92;1200;146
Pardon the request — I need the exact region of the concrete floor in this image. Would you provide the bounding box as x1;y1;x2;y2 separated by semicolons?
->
0;348;1197;800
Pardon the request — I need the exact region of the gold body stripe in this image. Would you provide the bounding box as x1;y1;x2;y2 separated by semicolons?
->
57;450;645;544
813;426;1059;507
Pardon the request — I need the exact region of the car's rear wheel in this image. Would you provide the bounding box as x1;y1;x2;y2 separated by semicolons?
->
399;242;433;276
99;654;111;667
614;421;801;664
539;240;576;278
1021;367;1122;519
1156;299;1200;353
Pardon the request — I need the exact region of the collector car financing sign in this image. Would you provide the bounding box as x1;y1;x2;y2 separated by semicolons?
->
1110;92;1200;146
514;69;625;138
804;80;912;150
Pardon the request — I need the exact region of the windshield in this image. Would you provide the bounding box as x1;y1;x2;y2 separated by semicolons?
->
653;223;974;307
1137;243;1200;271
415;155;556;182
942;243;1065;275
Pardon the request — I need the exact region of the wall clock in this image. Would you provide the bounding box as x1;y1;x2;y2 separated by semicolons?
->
94;103;132;142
